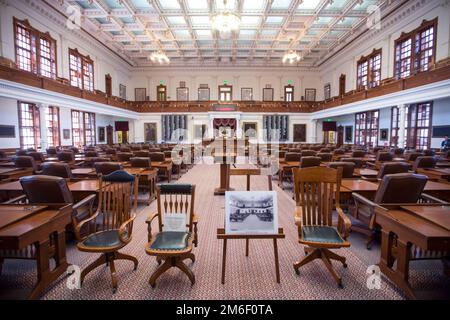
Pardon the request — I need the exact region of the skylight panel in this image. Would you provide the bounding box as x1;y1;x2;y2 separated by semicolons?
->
239;29;256;37
265;16;284;24
132;0;152;9
191;16;211;26
243;0;265;10
173;30;191;38
297;0;321;10
166;16;187;25
104;0;124;9
158;0;181;10
271;0;292;9
196;30;212;37
187;0;208;10
216;0;236;10
240;16;261;26
325;0;348;10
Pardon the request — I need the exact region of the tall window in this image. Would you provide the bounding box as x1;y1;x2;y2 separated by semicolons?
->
71;110;96;147
405;102;433;150
14;18;57;79
390;106;400;147
357;49;381;90
69;48;94;91
284;85;294;102
324;83;331;100
355;110;379;147
46;106;60;147
394;19;437;79
18;101;40;149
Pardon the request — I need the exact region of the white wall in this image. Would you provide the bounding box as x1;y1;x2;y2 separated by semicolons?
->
431;97;450;148
0;97;20;148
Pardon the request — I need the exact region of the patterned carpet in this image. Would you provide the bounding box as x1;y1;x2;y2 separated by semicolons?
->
1;161;449;299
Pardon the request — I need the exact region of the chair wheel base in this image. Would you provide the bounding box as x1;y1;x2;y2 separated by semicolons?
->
338;283;344;289
294;267;300;275
343;263;348;268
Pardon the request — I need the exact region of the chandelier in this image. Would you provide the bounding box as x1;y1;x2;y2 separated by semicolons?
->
211;0;240;39
148;50;170;64
282;49;301;64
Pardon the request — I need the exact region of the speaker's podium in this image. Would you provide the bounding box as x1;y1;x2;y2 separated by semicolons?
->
213;137;237;196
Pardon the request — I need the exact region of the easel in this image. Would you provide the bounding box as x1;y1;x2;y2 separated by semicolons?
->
217;228;285;284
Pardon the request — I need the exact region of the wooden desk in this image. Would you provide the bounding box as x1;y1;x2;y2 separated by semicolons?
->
229;168;272;191
374;205;450;299
417;168;450;182
151;161;173;182
124;168;157;205
0;204;72;299
354;168;378;177
71;168;95;177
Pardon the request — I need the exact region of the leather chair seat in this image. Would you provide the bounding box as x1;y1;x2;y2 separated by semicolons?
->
302;226;345;244
81;230;128;248
149;231;192;251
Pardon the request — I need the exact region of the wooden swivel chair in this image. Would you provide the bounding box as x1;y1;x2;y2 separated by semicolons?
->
13;156;38;173
73;170;138;293
412;156;436;172
117;152;133;162
94;162;123;176
145;184;198;287
328;162;355;178
40;162;73;178
292;167;351;287
317;153;332;162
300;156;321;168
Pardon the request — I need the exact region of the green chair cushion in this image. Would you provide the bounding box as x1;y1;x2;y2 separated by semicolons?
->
82;230;127;248
302;226;344;244
149;231;191;251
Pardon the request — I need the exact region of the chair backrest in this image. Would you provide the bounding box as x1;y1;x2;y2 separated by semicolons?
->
301;150;317;157
69;147;79;154
377;162;410;178
40;162;73;178
57;151;75;162
288;148;302;153
404;152;422;162
120;146;132;152
20;175;74;204
340;157;363;168
131;145;142;151
317;153;332;162
149;152;165;162
293;167;343;227
351;150;366;158
16;149;28;156
105;148;116;155
94;162;123;175
130;157;151;168
333;149;345;155
156;184;196;233
164;150;172;158
300;156;321;168
134;150;150;158
413;156;436;171
374;173;427;204
85;151;98;157
376;152;393;162
13;156;37;171
328;162;355;178
96;171;137;233
284;152;301;162
423;149;435;157
27;151;45;162
392;148;404;155
117;152;133;162
319;148;331;153
46;147;57;155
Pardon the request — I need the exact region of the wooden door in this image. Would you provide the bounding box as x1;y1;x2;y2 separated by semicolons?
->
339;74;346;96
105;74;112;96
106;125;113;145
337;125;344;147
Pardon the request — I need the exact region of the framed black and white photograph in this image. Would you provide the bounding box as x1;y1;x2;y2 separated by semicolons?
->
305;88;316;102
380;128;389;141
98;126;105;143
225;191;278;235
241;88;253;101
63;129;70;140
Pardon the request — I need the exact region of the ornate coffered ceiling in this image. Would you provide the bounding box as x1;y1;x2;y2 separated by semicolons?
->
50;0;398;68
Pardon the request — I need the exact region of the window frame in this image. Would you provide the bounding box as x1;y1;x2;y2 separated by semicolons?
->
46;106;60;148
13;17;57;79
390;106;400;147
324;83;331;100
218;84;232;102
355;110;379;147
71;110;96;147
284;85;294;102
356;48;382;90
394;18;438;79
157;84;167;101
18;101;41;150
69;48;94;91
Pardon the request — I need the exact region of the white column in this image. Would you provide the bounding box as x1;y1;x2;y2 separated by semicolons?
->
309;119;318;143
398;104;406;147
39;104;48;150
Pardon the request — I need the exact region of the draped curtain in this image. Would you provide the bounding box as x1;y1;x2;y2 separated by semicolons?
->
213;118;236;130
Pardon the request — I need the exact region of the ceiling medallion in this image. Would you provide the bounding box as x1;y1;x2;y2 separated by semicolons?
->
148;50;170;64
211;0;240;39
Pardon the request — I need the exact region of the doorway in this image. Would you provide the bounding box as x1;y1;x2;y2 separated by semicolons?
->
105;74;112;96
339;74;346;96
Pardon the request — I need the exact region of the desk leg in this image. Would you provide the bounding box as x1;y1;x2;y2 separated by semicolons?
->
246;174;250;191
268;175;273;191
273;239;280;283
221;239;227;284
245;239;249;257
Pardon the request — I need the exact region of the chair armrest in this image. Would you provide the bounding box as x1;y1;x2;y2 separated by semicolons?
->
73;208;100;242
119;213;136;243
352;192;379;208
193;214;199;224
145;212;159;224
2;194;27;204
420;193;449;204
336;207;351;239
73;194;96;211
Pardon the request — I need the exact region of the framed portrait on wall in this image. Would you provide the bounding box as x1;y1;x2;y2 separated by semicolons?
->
380;128;389;141
63;129;70;140
225;191;278;235
135;88;147;101
241;88;253;101
144;123;157;142
345;126;353;142
293;124;307;142
98;127;105;143
305;88;316;102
